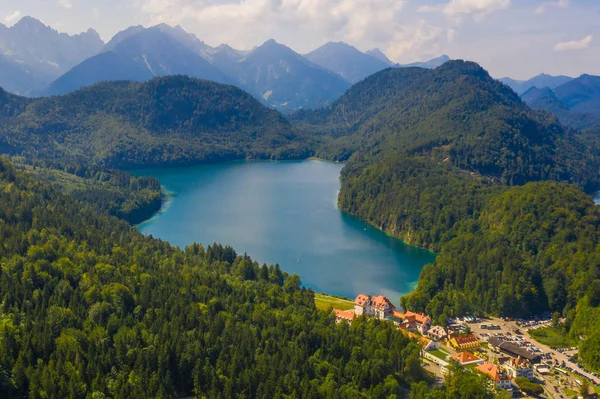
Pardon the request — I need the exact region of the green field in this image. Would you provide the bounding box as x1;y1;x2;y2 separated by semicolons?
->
530;327;577;348
314;293;355;311
429;349;450;361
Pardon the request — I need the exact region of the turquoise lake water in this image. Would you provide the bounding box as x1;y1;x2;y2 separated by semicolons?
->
133;160;436;305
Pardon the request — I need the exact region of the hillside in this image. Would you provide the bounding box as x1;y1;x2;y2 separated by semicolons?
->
554;74;600;117
305;41;391;83
500;73;573;95
291;60;600;371
399;55;451;69
0;76;311;168
293;60;599;191
12;159;162;225
0;156;447;398
402;181;600;371
519;74;600;129
521;86;600;129
43;27;229;96
0;16;104;95
365;48;394;65
213;40;351;113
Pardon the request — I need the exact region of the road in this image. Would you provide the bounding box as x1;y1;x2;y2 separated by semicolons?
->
489;317;600;385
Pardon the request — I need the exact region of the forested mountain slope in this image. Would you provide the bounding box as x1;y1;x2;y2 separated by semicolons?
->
293;60;599;191
12;158;162;225
402;181;600;371
521;75;600;130
0;156;445;398
0;76;312;168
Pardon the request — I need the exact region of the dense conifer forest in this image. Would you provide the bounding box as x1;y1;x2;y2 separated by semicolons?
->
0;157;455;398
0;76;313;168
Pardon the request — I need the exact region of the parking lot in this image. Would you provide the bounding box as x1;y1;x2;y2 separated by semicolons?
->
446;316;600;397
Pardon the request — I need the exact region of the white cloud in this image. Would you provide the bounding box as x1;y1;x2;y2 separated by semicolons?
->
59;0;73;9
3;10;21;25
93;8;100;18
386;20;446;60
419;0;511;21
447;28;457;42
535;0;568;14
136;0;409;50
554;35;593;51
417;4;444;13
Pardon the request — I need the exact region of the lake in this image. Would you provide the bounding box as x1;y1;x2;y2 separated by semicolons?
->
133;160;435;306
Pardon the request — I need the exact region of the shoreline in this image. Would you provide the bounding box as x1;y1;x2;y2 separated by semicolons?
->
129;160;436;305
131;158;436;257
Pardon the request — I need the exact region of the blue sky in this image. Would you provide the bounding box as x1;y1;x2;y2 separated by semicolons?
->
2;0;599;79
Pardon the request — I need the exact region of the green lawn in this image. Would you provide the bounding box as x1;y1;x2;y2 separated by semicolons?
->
314;293;354;311
529;327;577;348
429;349;450;361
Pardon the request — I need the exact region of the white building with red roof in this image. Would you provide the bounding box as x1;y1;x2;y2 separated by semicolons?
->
353;294;396;319
451;352;484;366
476;362;512;390
333;309;356;324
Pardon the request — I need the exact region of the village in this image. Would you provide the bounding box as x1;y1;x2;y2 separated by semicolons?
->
329;293;600;398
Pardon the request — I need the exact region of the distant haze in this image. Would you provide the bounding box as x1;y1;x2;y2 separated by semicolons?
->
0;1;599;79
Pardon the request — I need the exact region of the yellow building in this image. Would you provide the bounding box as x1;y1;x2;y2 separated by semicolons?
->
449;333;480;350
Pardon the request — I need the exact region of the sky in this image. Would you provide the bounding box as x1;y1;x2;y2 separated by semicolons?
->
1;0;599;79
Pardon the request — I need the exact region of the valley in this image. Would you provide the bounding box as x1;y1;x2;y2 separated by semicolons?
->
1;12;600;397
132;160;436;305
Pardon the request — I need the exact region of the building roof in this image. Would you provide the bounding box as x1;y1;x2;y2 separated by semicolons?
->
406;311;431;325
371;295;395;310
429;325;447;335
401;320;418;330
488;337;504;348
354;294;370;306
452;333;479;345
451;352;482;364
393;311;406;319
499;342;539;362
476;363;508;382
333;309;355;321
508;356;531;369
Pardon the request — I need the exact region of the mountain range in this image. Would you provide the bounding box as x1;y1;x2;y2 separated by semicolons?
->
500;73;573;95
0;16;104;94
521;74;600;129
3;15;599;124
305;42;393;83
1;16;453;112
44;25;231;96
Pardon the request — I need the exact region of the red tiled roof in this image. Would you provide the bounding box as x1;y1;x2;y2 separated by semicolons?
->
405;311;431;325
476;363;507;382
509;356;531;368
371;295;395;310
354;294;370;306
393;311;406;319
333;309;355;321
451;352;481;364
